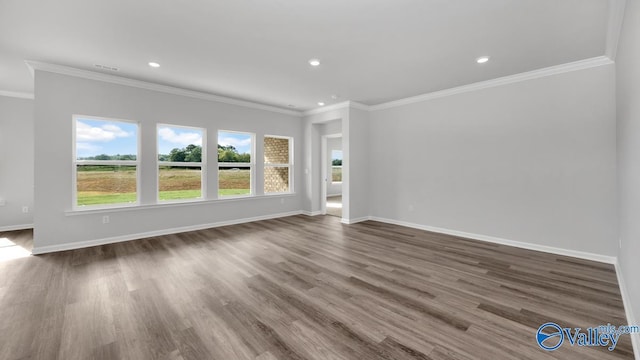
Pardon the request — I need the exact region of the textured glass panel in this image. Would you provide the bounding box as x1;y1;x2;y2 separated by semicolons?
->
264;166;289;193
264;137;289;164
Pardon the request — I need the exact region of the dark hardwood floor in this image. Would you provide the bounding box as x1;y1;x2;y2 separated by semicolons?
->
0;216;634;359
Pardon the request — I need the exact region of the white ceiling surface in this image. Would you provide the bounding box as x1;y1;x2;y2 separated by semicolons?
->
0;0;609;110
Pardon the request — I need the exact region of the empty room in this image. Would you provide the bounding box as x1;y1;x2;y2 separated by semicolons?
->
1;0;639;359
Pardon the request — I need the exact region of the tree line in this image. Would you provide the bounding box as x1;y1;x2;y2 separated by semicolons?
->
80;144;250;163
78;154;137;160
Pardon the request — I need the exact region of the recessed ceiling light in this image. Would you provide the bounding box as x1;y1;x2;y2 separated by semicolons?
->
318;102;325;106
476;56;490;64
309;59;321;67
148;62;160;68
287;104;296;108
331;94;339;100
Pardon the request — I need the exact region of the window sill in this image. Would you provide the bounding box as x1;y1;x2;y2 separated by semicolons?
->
65;193;297;216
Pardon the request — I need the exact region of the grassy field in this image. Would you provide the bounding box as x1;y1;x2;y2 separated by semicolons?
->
77;166;250;206
332;166;342;182
158;166;202;201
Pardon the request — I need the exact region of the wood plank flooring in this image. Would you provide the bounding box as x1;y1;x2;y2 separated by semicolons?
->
0;216;634;359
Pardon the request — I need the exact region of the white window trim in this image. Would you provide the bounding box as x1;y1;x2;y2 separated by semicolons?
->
72;115;141;210
264;135;294;195
218;130;255;198
157;124;207;203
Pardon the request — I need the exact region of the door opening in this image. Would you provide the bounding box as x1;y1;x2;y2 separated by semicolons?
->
322;135;342;218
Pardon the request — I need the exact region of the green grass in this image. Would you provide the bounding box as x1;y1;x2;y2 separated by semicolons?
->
77;168;252;206
332;167;342;182
159;190;202;201
79;188;251;205
77;192;137;206
218;189;251;196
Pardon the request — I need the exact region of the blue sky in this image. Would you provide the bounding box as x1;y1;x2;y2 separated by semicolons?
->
218;131;252;154
158;126;203;154
332;149;343;161
76;118;137;158
76;119;252;158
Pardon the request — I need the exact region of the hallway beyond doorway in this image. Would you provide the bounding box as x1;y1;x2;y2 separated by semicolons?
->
326;195;342;217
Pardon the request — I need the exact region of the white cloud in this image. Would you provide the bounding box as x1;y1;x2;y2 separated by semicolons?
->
76;121;132;142
76;142;101;152
218;136;251;149
158;127;202;146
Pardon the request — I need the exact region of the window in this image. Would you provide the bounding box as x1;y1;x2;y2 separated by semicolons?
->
73;116;139;208
331;150;342;183
157;125;205;201
218;131;253;197
264;136;293;194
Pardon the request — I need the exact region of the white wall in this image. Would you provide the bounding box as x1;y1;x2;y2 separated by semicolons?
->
327;137;342;196
0;95;34;231
32;71;303;252
346;107;370;221
368;64;617;256
616;0;640;344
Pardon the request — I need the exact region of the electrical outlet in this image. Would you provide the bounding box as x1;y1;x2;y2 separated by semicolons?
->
102;215;110;224
22;206;29;213
280;198;285;204
0;198;5;206
408;204;414;212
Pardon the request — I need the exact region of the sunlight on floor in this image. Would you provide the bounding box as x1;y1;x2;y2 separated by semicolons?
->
0;237;31;262
326;196;343;217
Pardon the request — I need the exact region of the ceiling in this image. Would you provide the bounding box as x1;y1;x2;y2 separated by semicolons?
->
0;0;611;111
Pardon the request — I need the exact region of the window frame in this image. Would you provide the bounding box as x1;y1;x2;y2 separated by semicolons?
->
156;124;207;203
72;115;141;210
263;135;294;194
218;130;255;198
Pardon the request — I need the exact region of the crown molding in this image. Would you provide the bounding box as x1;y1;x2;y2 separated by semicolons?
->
0;90;34;100
302;100;370;116
302;56;614;115
605;0;627;60
349;101;370;111
23;52;616;118
369;56;614;111
24;60;302;117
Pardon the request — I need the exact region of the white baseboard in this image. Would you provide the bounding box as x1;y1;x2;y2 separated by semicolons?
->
0;223;34;232
615;260;640;360
32;211;302;255
302;210;323;216
367;216;617;264
341;216;369;225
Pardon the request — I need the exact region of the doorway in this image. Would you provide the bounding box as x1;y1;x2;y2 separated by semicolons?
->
322;135;342;218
